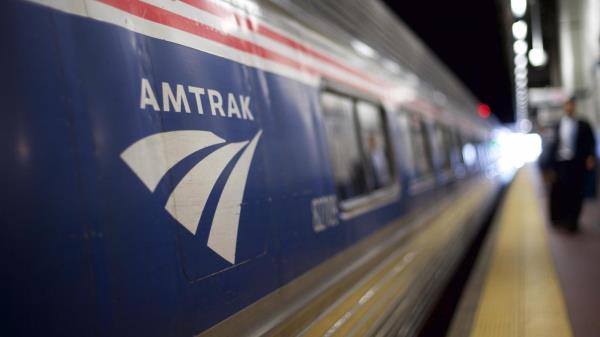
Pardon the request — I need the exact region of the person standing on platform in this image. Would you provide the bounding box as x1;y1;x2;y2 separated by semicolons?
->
546;97;596;232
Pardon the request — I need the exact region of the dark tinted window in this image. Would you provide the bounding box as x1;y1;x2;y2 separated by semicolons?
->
406;113;434;178
321;92;366;200
395;112;416;176
320;91;395;201
452;130;465;165
356;101;393;189
433;123;453;170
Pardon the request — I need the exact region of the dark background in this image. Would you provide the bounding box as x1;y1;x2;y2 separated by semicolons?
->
383;1;515;123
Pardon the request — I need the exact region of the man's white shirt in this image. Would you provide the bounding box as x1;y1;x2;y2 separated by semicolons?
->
558;116;577;161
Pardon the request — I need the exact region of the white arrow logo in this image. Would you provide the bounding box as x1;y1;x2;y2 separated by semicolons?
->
120;130;262;263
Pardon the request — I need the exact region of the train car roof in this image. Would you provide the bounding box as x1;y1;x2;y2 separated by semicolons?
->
261;0;499;131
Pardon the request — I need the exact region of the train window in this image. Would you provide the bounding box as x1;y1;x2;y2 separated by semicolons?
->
479;142;491;167
407;114;434;179
462;141;478;168
321;92;367;200
356;101;394;190
320;91;395;203
433;124;452;170
453;131;465;165
395;112;416;176
443;127;459;168
444;127;456;169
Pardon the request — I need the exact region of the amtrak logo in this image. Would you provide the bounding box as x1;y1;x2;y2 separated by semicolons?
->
121;130;262;263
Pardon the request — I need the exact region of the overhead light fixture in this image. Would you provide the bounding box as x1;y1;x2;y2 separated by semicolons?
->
516;81;527;89
515;67;527;76
511;0;527;18
515;61;527;70
514;54;528;68
528;0;548;68
382;59;401;74
433;91;447;105
406;73;420;85
528;48;548;67
351;40;377;58
512;20;528;40
515;79;528;88
513;40;528;55
519;119;532;133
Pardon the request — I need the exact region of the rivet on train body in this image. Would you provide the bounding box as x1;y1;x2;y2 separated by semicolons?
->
139;78;255;120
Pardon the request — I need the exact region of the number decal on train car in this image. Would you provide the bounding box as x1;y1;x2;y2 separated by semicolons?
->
311;195;339;232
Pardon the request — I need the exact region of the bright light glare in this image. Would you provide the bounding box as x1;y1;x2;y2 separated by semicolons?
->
230;0;260;15
513;39;528;55
220;19;238;33
528;48;548;67
390;86;416;102
515;67;527;76
516;88;528;97
511;0;527;17
519;119;533;133
382;59;401;74
406;73;420;85
516;79;527;86
512;20;528;40
515;62;527;70
497;132;542;173
462;144;477;167
514;54;528;67
515;78;528;87
351;40;377;58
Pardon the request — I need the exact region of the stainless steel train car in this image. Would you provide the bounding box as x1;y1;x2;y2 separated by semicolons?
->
1;0;503;336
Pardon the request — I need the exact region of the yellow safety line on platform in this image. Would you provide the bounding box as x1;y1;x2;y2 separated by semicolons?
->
469;166;572;337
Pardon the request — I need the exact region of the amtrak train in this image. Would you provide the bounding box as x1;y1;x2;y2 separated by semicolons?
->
1;0;503;336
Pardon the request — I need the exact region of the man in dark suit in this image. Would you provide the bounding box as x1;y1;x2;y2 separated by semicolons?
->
546;97;596;232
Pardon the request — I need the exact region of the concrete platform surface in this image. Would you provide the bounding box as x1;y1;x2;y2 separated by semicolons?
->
449;165;600;337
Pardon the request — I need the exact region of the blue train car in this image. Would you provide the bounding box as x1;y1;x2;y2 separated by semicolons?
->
1;1;502;336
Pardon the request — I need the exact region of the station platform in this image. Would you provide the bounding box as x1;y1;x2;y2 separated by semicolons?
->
448;165;600;337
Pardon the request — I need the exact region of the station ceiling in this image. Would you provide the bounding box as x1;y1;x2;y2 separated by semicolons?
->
384;0;515;123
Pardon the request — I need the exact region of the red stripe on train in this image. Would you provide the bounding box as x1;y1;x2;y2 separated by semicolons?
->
180;0;387;87
97;0;385;97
